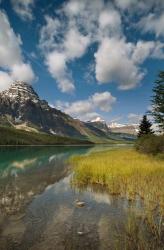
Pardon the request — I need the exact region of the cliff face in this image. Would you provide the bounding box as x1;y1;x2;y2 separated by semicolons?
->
0;81;93;138
86;120;111;134
0;81;135;142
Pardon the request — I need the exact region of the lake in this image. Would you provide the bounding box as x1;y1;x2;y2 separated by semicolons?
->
0;145;148;250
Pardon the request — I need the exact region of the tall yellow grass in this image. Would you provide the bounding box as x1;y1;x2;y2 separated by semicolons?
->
70;148;164;214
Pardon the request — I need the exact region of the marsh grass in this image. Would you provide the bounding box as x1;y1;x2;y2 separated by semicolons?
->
70;148;164;248
70;149;164;214
70;148;164;213
115;211;164;250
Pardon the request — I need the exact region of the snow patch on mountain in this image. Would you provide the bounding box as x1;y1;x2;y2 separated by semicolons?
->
108;122;126;128
90;116;106;123
2;81;39;103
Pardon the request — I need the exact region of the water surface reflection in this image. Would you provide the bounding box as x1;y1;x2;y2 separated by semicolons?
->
0;145;141;250
0;146;92;216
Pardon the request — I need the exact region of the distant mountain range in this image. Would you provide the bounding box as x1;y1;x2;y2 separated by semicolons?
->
0;81;136;143
108;122;139;135
87;117;139;136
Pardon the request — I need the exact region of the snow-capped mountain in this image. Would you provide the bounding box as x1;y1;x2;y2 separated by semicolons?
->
85;116;139;136
0;81;138;141
2;81;40;104
109;122;126;128
0;81;99;138
108;122;139;135
86;116;111;134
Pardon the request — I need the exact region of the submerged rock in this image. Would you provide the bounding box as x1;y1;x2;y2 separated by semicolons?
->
75;200;85;207
77;231;84;236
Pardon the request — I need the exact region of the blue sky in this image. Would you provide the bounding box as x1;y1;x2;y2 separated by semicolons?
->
0;0;163;124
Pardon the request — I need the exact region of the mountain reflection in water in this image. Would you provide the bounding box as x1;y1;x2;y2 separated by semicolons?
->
0;146;91;216
0;145;145;250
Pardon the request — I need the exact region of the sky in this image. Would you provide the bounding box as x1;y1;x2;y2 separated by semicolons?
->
0;0;163;124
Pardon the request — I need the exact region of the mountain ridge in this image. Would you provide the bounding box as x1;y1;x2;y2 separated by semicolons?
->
0;81;135;143
108;122;139;135
0;81;94;139
0;81;121;143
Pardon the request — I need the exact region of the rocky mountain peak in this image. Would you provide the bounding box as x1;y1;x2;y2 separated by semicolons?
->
0;81;134;141
0;81;90;137
2;81;39;103
86;117;110;134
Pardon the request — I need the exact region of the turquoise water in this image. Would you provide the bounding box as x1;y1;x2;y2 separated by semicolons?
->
0;146;90;177
0;145;158;250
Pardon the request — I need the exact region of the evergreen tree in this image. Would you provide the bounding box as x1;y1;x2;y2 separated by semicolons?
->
138;115;153;137
151;71;164;132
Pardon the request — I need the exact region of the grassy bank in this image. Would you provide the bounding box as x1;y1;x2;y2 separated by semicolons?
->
0;126;93;145
70;148;164;214
70;148;164;247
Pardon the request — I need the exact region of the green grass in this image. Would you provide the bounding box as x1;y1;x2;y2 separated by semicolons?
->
70;148;164;214
70;148;164;247
0;126;93;145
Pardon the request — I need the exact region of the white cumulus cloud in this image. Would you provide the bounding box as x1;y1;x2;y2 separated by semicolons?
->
64;28;90;59
95;38;164;90
39;0;164;93
91;92;116;112
0;71;13;91
55;91;116;121
0;11;22;68
39;0;122;93
139;13;164;37
95;38;142;90
46;51;74;93
0;10;35;91
11;63;35;83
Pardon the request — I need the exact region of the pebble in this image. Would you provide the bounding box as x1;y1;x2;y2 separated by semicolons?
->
77;231;84;236
75;200;85;207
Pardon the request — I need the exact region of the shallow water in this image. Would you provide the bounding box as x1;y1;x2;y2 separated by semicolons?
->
0;145;160;250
